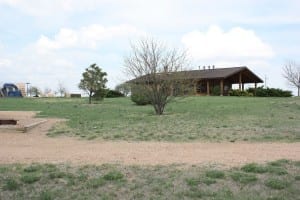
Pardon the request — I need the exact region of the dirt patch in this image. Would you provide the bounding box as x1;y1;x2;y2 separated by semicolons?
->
0;111;299;167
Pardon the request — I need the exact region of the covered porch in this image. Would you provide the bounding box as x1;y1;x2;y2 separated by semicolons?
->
193;67;263;96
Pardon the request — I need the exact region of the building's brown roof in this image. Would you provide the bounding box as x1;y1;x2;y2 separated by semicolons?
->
129;66;264;84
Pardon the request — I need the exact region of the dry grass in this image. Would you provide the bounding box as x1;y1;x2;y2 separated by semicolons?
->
0;160;299;199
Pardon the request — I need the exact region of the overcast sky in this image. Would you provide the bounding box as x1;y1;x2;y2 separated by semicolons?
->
0;0;300;94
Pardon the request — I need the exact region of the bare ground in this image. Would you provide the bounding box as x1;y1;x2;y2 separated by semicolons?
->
0;111;299;167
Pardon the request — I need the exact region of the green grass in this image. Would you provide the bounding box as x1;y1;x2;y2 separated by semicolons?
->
241;163;268;173
205;170;225;179
265;178;290;190
0;96;300;141
20;173;41;184
0;160;299;200
230;172;257;184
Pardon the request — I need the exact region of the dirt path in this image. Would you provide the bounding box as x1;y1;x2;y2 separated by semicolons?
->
0;111;299;167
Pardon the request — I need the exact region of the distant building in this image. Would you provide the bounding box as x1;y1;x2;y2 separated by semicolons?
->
129;66;263;96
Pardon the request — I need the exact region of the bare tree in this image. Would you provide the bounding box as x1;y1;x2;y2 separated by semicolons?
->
29;86;41;97
124;38;188;115
57;82;68;97
44;87;52;97
283;61;300;96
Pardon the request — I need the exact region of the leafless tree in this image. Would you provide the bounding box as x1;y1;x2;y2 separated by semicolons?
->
124;38;188;115
57;82;68;97
283;61;300;96
28;86;41;97
44;87;52;97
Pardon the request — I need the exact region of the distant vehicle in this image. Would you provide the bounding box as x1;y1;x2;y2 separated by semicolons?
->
0;83;23;97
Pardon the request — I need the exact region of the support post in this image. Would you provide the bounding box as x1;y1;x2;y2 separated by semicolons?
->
239;72;242;91
242;83;244;91
206;81;210;96
254;83;257;96
220;79;224;96
194;81;197;95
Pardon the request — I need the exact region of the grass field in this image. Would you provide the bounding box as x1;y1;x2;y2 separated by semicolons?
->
0;160;299;200
0;96;300;142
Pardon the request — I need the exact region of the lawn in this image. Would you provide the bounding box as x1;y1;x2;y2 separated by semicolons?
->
0;96;300;142
0;160;299;200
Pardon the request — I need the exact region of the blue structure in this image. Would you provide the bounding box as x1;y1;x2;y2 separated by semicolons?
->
1;83;23;97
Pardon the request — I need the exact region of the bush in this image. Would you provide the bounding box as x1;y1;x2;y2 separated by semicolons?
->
211;86;220;96
131;93;151;105
247;87;292;97
229;89;252;96
105;90;125;98
130;85;151;105
70;94;81;98
93;89;107;101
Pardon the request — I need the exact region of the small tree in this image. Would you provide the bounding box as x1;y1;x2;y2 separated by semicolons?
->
57;82;67;97
124;38;187;115
79;63;108;104
115;83;131;96
283;61;300;96
29;86;40;97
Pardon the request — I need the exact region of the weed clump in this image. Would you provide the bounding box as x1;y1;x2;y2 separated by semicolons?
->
241;163;267;173
230;172;257;184
265;178;289;190
205;170;225;179
3;178;19;191
20;173;41;184
103;171;124;181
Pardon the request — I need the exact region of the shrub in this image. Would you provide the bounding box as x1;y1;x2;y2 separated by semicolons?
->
229;89;252;96
70;94;81;98
92;89;107;101
105;90;125;98
211;86;220;96
247;87;292;97
130;85;151;105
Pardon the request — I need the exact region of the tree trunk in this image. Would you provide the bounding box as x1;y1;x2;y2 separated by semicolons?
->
153;102;165;115
89;94;92;104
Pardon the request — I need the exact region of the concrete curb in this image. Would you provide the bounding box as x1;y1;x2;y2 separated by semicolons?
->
0;120;47;133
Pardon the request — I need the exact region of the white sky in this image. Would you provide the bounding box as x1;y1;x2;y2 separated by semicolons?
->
0;0;300;95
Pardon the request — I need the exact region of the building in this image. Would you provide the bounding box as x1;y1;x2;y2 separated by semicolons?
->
129;66;263;96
